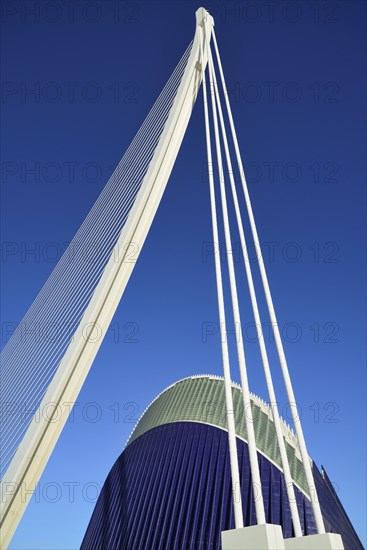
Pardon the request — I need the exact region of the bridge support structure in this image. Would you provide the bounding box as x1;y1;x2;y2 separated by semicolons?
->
0;8;344;550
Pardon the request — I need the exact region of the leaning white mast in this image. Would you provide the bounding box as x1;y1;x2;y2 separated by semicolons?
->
0;8;345;550
0;9;213;548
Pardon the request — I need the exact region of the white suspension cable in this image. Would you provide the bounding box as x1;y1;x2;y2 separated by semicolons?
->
1;139;163;395
0;117;173;410
0;41;194;476
1;45;191;362
1;111;173;451
0;144;183;468
3;57;190;376
206;40;266;526
2;56;190;384
0;11;210;543
200;21;243;530
208;41;303;537
0;97;190;440
0;44;191;364
211;28;325;534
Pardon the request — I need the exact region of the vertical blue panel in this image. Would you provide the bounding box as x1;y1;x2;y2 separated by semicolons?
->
81;422;363;549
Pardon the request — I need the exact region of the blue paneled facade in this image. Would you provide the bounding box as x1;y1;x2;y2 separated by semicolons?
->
81;421;362;549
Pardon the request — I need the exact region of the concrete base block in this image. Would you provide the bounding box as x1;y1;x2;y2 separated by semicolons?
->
222;524;285;549
284;533;344;550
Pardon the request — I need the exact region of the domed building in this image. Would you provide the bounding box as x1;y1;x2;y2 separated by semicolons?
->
81;375;362;549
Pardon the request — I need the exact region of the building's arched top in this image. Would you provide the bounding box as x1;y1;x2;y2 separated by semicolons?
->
125;375;310;496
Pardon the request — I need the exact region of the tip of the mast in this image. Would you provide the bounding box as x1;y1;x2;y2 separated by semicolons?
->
196;7;214;27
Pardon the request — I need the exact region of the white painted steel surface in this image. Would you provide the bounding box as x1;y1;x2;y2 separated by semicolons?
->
199;20;244;529
212;27;326;536
0;9;214;548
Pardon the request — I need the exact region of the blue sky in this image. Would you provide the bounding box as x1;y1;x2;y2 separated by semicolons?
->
1;0;366;548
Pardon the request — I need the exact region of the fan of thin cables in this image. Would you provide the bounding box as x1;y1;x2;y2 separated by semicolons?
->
0;41;193;478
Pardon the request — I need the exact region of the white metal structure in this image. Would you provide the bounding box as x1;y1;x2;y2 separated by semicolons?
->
203;19;267;527
210;28;326;535
0;9;213;547
207;39;303;536
0;7;343;549
199;22;244;530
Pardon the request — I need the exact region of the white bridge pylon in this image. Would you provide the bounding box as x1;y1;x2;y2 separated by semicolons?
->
0;8;342;549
